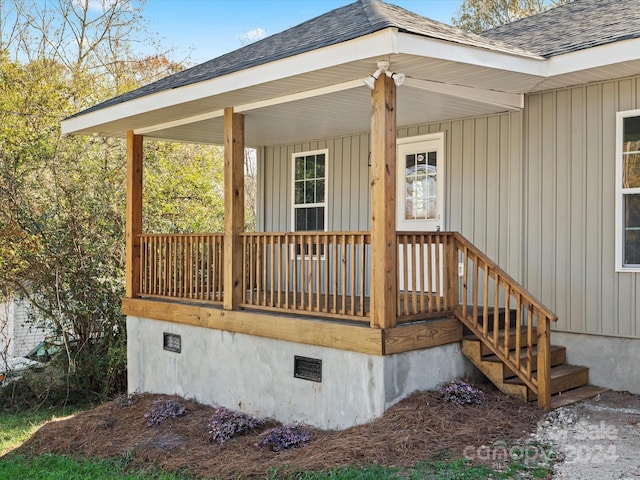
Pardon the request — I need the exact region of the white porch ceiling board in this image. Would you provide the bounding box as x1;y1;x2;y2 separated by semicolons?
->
141;84;513;147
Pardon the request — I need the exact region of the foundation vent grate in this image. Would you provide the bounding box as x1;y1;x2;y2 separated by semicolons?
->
163;333;181;353
294;355;322;382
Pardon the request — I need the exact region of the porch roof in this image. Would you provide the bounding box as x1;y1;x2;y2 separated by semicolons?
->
61;0;640;147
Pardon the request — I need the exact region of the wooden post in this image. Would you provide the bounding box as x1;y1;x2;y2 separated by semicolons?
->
445;235;460;311
370;73;397;329
536;313;552;410
126;131;143;298
223;107;245;310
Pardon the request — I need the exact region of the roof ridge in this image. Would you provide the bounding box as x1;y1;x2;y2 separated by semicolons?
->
360;0;393;28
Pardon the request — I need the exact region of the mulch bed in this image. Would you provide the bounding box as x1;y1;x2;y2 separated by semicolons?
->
10;386;544;479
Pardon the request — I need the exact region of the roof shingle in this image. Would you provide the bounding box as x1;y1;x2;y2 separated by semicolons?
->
71;0;538;118
483;0;640;58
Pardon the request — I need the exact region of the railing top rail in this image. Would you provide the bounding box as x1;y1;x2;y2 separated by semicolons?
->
453;232;558;322
395;231;455;237
139;233;224;238
240;231;371;238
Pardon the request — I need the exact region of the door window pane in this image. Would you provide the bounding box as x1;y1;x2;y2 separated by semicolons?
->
404;151;437;221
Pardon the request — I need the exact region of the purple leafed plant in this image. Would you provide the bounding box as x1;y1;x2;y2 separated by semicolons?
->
144;399;187;426
256;424;313;452
440;379;486;406
208;406;265;445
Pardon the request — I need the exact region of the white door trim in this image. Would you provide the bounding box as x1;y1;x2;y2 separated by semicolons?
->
396;132;445;232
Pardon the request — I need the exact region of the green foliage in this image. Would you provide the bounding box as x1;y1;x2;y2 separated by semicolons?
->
143;142;225;233
0;1;233;409
452;0;570;33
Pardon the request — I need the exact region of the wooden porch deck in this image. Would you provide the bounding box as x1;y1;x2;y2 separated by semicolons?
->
138;290;448;324
122;296;462;356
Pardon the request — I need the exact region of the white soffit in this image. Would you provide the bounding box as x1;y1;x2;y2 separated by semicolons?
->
140;83;515;147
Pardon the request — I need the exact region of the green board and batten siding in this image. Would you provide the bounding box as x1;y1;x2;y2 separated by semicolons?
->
259;112;525;302
524;75;640;339
259;74;640;340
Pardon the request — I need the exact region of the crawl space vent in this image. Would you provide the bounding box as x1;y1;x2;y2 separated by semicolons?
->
163;333;181;353
294;355;322;382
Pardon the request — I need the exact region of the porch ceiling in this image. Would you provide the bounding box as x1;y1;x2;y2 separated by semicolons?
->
140;83;520;147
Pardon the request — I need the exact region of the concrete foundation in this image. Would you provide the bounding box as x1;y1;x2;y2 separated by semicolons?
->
127;316;474;429
553;331;640;394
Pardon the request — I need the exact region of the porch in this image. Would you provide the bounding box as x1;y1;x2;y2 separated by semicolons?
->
123;228;559;410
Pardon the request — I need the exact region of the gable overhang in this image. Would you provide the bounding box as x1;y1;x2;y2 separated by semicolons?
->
532;37;640;92
61;27;640;147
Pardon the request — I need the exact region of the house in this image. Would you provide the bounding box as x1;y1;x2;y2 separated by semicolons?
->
0;296;45;360
62;0;640;429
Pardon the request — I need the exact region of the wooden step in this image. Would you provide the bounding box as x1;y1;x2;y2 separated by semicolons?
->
505;364;589;397
551;385;609;409
482;345;566;377
463;331;538;356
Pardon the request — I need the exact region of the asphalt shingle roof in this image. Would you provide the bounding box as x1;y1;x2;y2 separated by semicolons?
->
71;0;538;118
483;0;640;58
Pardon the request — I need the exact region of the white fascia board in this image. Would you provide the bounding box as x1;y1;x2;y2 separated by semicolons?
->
61;29;399;135
395;31;547;77
403;77;524;110
546;37;640;77
134;79;364;135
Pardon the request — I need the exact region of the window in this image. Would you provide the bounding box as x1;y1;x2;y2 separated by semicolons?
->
292;150;327;232
616;111;640;271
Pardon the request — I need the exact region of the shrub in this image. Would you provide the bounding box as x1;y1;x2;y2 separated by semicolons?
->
144;399;187;426
207;406;264;445
439;380;486;406
256;424;313;452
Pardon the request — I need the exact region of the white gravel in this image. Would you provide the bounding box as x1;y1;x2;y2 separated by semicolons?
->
533;393;640;479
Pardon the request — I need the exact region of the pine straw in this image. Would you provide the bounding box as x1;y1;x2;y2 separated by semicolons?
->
11;387;544;479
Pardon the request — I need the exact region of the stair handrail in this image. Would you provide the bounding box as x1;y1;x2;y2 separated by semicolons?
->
452;232;557;410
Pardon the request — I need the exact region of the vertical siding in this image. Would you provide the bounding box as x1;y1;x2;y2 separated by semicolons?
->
524;75;640;339
263;112;524;280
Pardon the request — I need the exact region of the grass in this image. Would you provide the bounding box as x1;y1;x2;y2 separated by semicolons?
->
0;455;193;480
0;406;85;456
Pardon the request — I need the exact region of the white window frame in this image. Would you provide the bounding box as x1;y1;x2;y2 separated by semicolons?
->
615;109;640;272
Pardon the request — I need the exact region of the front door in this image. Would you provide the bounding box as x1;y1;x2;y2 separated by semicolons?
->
396;133;444;292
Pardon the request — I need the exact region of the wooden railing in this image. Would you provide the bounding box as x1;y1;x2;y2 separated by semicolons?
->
396;232;456;322
139;234;224;303
452;232;557;410
241;232;371;321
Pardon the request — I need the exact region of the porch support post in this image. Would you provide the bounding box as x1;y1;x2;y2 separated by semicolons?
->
370;73;397;329
126;131;143;298
223;107;245;310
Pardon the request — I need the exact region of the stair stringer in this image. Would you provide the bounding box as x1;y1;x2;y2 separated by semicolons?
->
461;338;531;402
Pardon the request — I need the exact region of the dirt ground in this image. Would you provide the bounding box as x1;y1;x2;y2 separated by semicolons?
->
9;386;545;479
